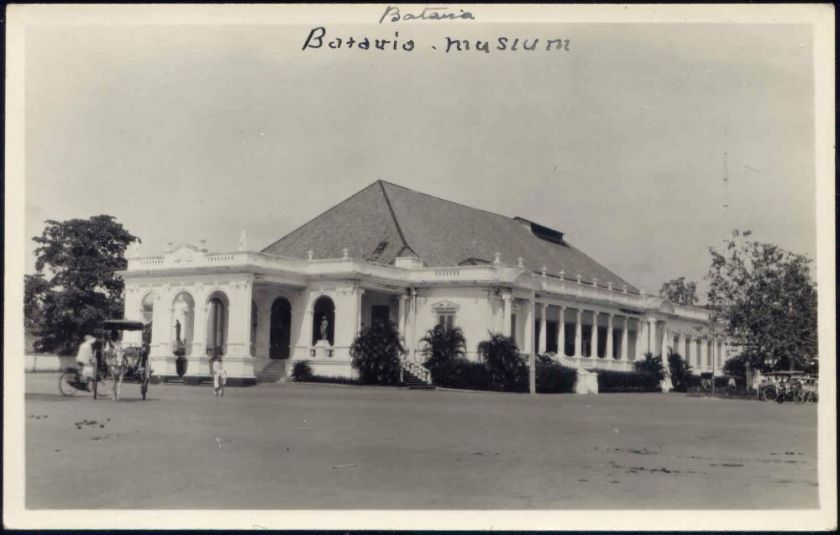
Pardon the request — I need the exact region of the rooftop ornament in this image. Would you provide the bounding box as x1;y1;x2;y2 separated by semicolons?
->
541;266;547;277
342;247;350;260
307;250;314;261
607;281;613;291
494;252;502;265
593;277;598;287
622;284;628;294
576;273;582;284
559;270;565;280
237;230;248;252
199;239;207;252
517;257;524;268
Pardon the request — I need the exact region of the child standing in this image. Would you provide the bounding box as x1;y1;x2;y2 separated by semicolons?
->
212;355;227;397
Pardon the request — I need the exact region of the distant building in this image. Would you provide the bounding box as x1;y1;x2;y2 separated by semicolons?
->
120;180;730;386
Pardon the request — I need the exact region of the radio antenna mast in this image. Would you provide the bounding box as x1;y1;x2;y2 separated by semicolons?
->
722;150;730;244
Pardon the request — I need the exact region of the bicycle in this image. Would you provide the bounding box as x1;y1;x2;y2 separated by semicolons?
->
58;364;114;398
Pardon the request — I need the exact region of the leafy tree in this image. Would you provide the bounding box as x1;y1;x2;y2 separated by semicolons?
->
667;351;693;392
350;321;404;385
477;334;526;391
706;230;817;372
24;273;51;330
419;325;466;383
659;277;699;306
27;215;139;355
634;352;665;382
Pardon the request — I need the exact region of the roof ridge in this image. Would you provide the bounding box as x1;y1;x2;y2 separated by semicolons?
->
259;181;383;252
378;179;522;224
377;180;414;257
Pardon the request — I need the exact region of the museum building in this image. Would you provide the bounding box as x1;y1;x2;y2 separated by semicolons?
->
120;180;731;388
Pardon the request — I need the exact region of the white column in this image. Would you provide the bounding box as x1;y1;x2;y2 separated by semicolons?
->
635;319;646;360
300;295;314;358
684;335;692;363
150;287;176;376
407;289;418;362
700;337;708;369
224;279;256;380
523;297;535;356
591;311;599;358
355;289;365;334
606;313;614;359
647;318;657;355
397;294;408;341
574;308;583;357
620;316;629;360
502;292;512;337
556;305;566;357
537;302;547;354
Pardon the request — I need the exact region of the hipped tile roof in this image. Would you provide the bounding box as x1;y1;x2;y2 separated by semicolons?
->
261;180;638;292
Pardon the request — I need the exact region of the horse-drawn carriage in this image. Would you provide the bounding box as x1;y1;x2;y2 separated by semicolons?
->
59;319;152;400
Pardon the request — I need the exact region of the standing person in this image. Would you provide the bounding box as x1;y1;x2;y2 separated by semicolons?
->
76;334;97;389
212;354;227;398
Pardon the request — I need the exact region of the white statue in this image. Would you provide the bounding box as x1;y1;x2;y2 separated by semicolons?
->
237;230;247;251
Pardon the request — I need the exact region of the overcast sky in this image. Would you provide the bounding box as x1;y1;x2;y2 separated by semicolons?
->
23;20;815;298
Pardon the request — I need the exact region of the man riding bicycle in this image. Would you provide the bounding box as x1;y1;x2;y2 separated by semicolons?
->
75;334;97;389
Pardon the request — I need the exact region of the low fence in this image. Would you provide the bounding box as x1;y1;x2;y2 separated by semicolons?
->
25;354;74;372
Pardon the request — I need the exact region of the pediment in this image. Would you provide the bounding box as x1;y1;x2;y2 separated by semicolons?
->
431;300;460;311
164;244;207;265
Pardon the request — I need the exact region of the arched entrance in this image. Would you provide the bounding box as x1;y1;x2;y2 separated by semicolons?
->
172;291;195;355
206;293;229;356
312;296;335;346
270;297;292;359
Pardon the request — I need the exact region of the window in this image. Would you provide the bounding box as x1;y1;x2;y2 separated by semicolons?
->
437;309;456;331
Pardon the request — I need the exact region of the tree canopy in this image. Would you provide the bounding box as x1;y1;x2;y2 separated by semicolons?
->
659;277;699;306
706;230;817;372
26;215;139;355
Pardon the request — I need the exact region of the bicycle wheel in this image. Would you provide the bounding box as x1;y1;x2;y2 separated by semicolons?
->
58;372;79;397
761;386;778;402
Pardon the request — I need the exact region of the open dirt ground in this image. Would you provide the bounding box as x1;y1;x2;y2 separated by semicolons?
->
25;373;818;509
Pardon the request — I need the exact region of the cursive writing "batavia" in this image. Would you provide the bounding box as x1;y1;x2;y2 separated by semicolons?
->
379;5;475;24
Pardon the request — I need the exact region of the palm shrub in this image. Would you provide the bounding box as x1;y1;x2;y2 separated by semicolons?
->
350;321;404;385
478;334;526;391
291;361;313;381
667;351;693;392
420;325;466;384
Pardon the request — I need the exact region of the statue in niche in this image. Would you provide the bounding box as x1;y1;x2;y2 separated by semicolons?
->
174;320;182;343
319;316;329;342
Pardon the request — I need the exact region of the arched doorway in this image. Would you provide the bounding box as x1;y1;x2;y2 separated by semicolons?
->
172;291;195;355
312;296;335;346
269;297;292;359
206;293;229;356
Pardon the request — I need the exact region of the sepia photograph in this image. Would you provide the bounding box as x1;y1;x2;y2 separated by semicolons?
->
4;3;836;530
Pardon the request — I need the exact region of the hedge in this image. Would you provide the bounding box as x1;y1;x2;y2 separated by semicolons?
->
432;358;494;391
597;369;661;393
535;358;577;394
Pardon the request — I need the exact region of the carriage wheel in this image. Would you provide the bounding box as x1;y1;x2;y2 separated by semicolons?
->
761;386;778;402
59;372;79;397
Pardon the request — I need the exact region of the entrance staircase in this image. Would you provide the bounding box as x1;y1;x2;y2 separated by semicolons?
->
256;360;288;384
399;356;435;390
